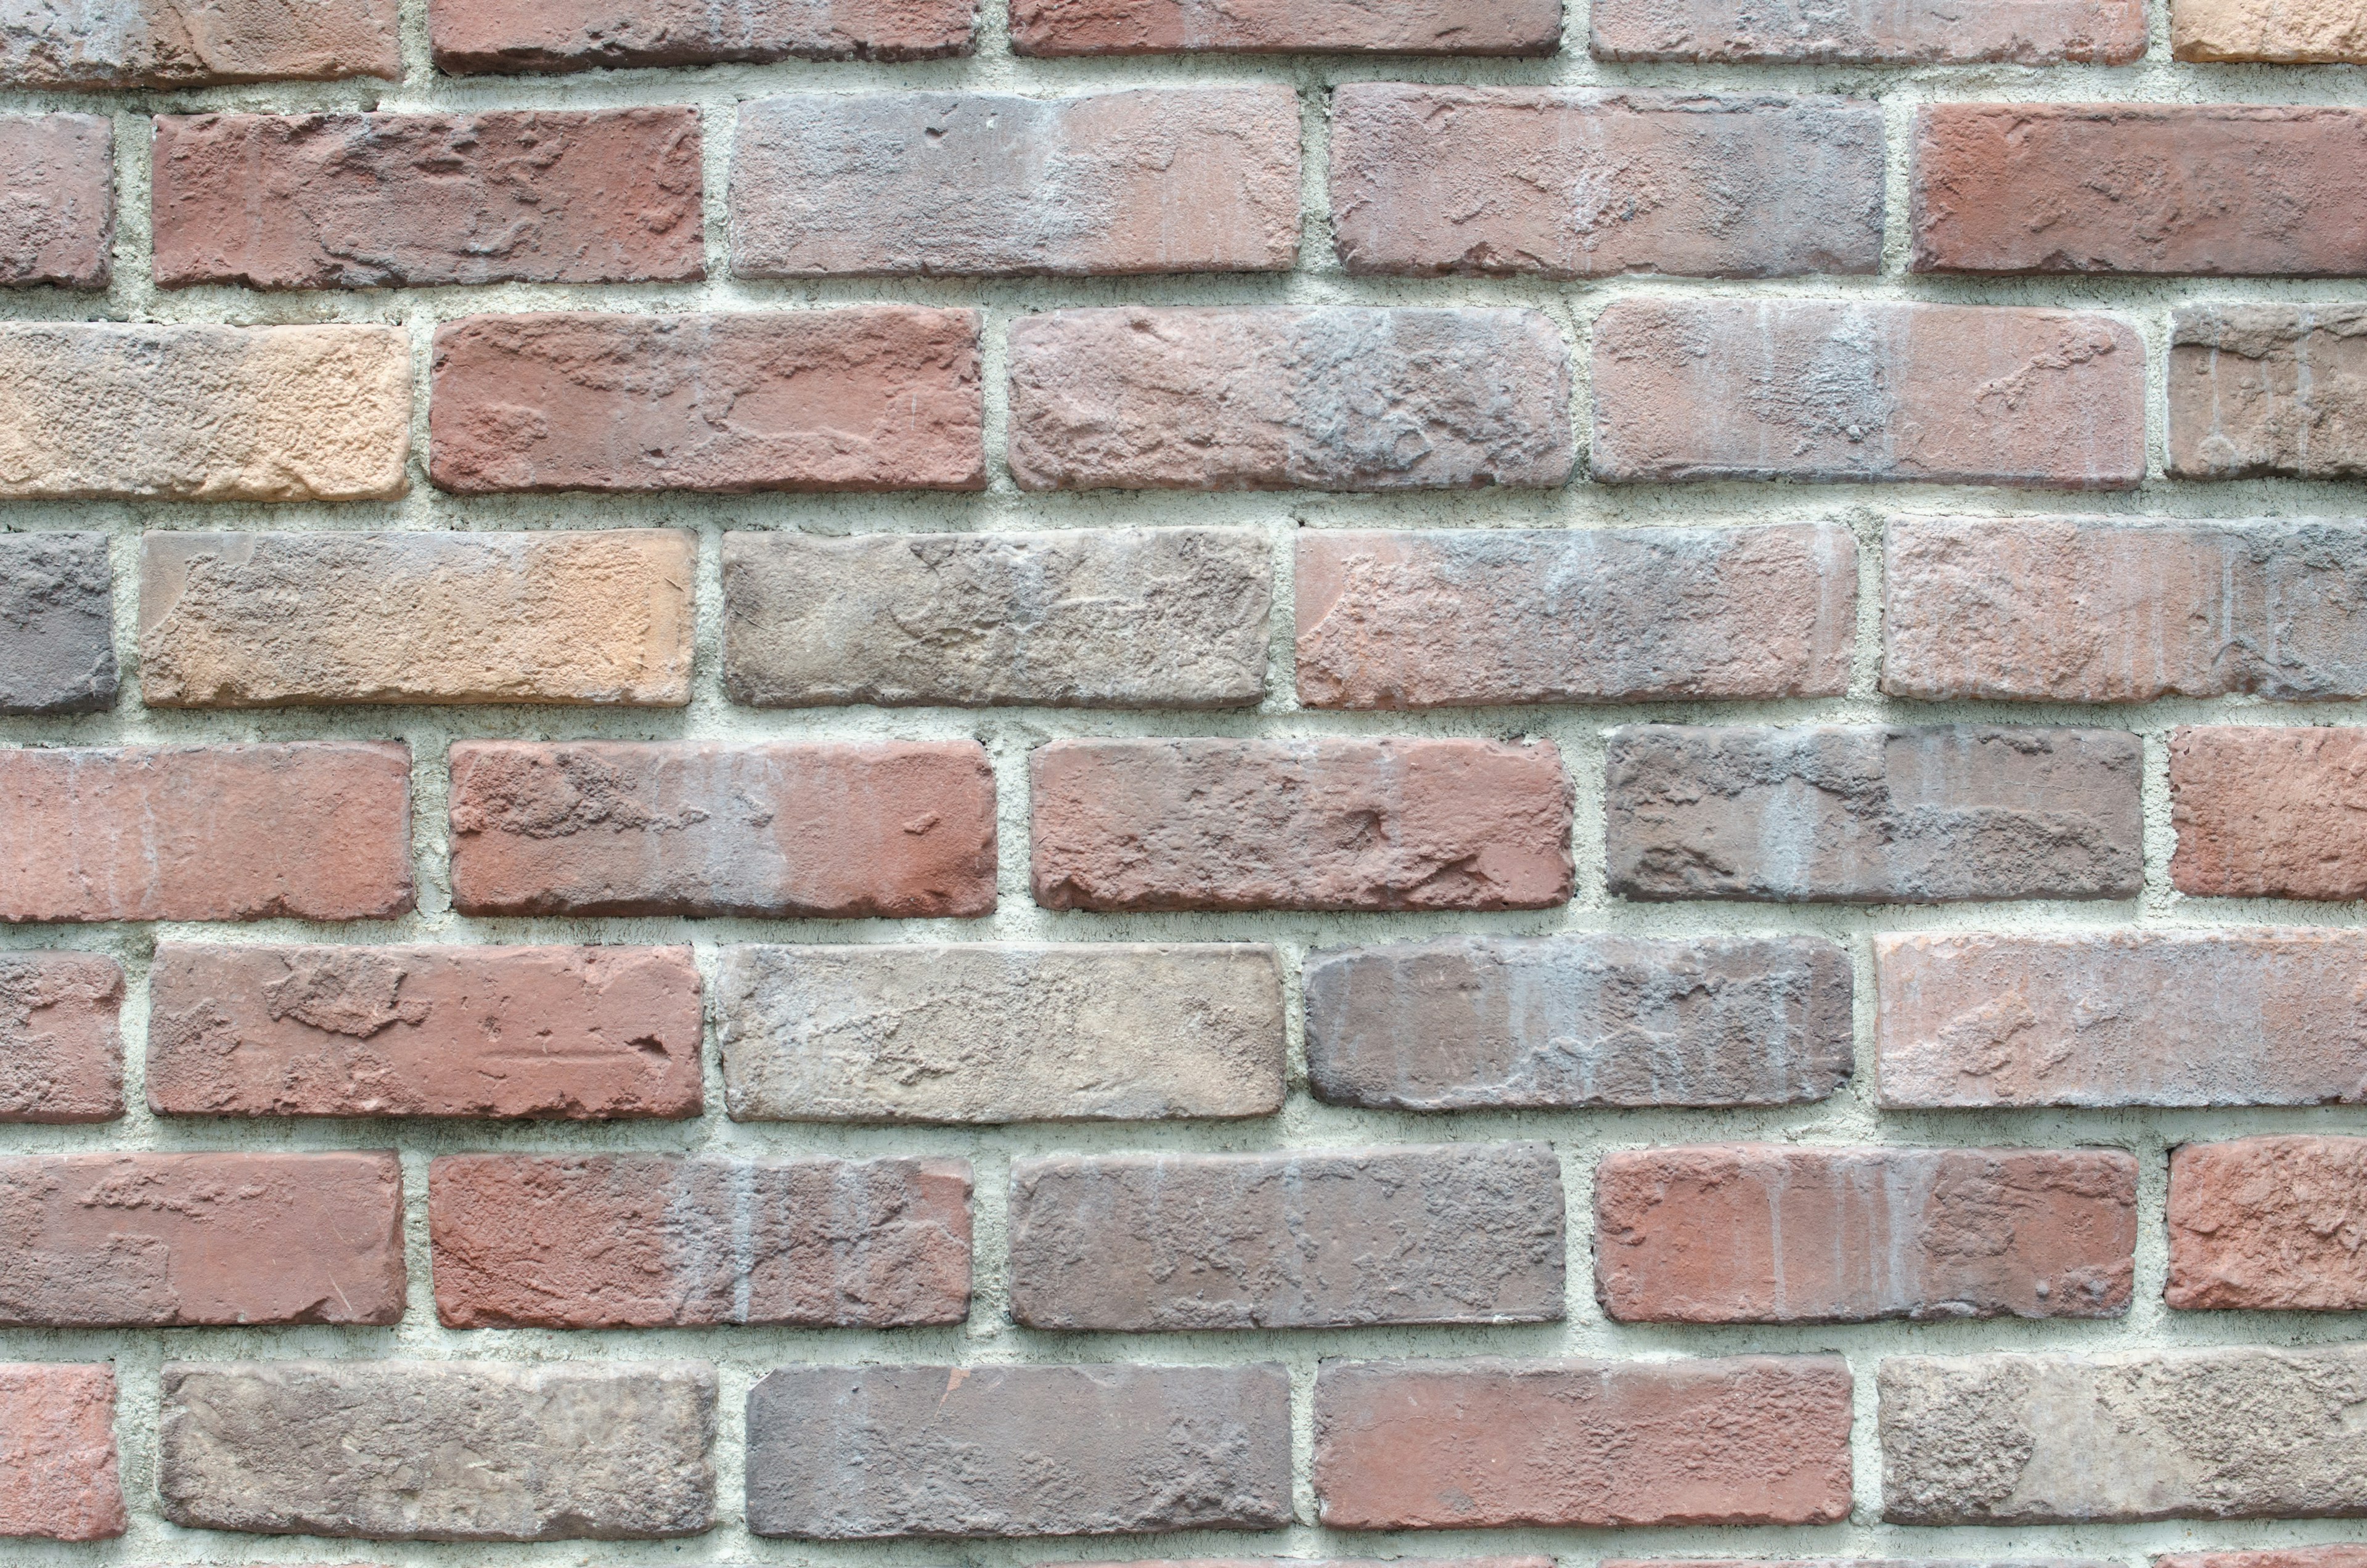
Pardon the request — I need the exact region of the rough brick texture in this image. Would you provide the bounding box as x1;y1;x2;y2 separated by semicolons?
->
1007;1143;1565;1329
0;953;120;1122
430;1154;970;1327
1913;106;2367;276
1314;1356;1854;1527
1605;725;2144;904
2171;726;2367;899
1884;516;2367;702
2164;1552;2367;1568
1876;930;2367;1107
2168;1136;2367;1310
1032;738;1573;912
0;531;115;714
0;115;110;288
1590;300;2145;487
0;1152;403;1326
153;110;702;290
2170;303;2367;480
732;89;1298;277
0;743;412;924
446;740;996;918
430;0;975;71
2173;0;2367;57
1881;1346;2367;1522
1296;523;1855;708
745;1363;1292;1537
1007;307;1572;490
1596;1146;2136;1323
720;943;1284;1122
430;309;984;493
158;1360;716;1540
1303;933;1852;1110
1591;0;2144;59
1331;88;1883;279
0;1364;125;1540
1011;0;1562;53
0;324;410;501
146;944;703;1119
726;527;1269;708
0;0;398;85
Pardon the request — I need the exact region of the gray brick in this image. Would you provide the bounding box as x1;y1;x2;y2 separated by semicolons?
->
0;533;114;713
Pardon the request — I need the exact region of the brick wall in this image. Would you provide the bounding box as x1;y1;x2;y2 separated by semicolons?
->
1;0;2365;1562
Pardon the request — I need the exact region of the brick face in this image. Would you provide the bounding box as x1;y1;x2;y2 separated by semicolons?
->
0;0;398;85
0;532;115;714
1590;0;2144;59
0;115;111;288
2169;303;2367;480
2173;0;2367;57
2170;726;2367;899
1011;0;1563;53
0;953;121;1122
431;0;975;71
0;1364;125;1540
2168;1136;2367;1310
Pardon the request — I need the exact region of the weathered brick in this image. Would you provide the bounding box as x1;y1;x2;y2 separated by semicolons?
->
2169;1136;2367;1310
2171;304;2367;480
0;1153;403;1326
2162;1551;2367;1568
0;115;109;288
1315;1356;1853;1527
1884;516;2367;702
1607;725;2143;904
430;309;983;494
153;110;701;290
147;944;703;1119
746;1363;1291;1537
0;532;115;714
448;740;996;918
2174;0;2366;57
430;1154;970;1327
431;0;974;71
0;743;412;924
158;1360;716;1540
0;953;120;1122
1304;933;1853;1110
141;530;694;708
0;0;398;85
1008;1143;1564;1330
1591;0;2143;58
1613;1561;2116;1568
1065;1560;1555;1568
1882;1346;2367;1522
1296;523;1854;708
0;1364;123;1540
1008;307;1572;491
1876;930;2367;1108
1597;1146;2136;1323
1914;106;2367;276
1012;0;1561;53
1591;300;2144;488
0;324;410;502
1032;738;1572;912
726;527;1270;709
2172;726;2367;899
720;943;1284;1123
732;89;1298;277
1331;88;1882;279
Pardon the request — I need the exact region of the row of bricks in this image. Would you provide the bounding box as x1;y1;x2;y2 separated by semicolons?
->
25;517;2367;715
1;0;2353;80
4;302;2350;497
0;729;2357;922
22;1345;2367;1540
0;1138;2346;1328
18;99;2367;290
15;928;2367;1120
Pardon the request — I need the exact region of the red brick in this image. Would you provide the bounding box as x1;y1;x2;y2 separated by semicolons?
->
2162;1551;2367;1568
0;1365;124;1540
2169;1137;2367;1310
2170;304;2367;481
0;116;110;288
1591;0;2143;59
154;110;701;291
1031;738;1572;912
1591;299;2144;488
1314;1355;1853;1527
0;953;120;1122
430;309;984;494
1;0;397;86
0;1153;403;1326
1012;0;1561;52
2171;726;2367;899
432;0;974;71
147;944;703;1119
1297;523;1855;708
0;743;412;924
431;1154;969;1327
449;740;997;918
731;89;1298;277
1913;106;2367;276
1332;88;1881;279
1597;1145;2136;1323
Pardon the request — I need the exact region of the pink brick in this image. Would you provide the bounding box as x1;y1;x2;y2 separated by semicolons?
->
2172;726;2367;899
433;0;975;71
1011;0;1561;53
0;1365;125;1540
0;116;110;288
0;953;120;1122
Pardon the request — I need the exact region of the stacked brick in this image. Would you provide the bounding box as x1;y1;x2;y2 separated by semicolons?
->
2;0;2365;1559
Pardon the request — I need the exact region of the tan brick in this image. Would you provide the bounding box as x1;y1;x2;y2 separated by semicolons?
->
0;115;110;288
2169;1136;2367;1310
0;1364;125;1540
2170;304;2367;480
2171;725;2367;898
0;0;398;85
1012;0;1561;53
431;0;974;71
0;953;120;1122
2174;0;2367;59
1591;0;2143;59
